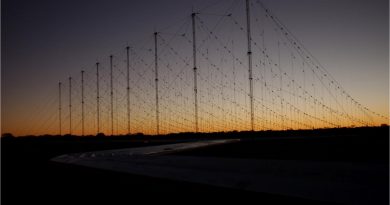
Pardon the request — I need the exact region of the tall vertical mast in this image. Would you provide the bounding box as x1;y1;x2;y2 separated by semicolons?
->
126;46;131;135
81;70;85;136
96;62;100;134
110;55;114;136
69;77;72;135
59;82;62;136
154;32;160;135
246;0;254;131
192;12;199;133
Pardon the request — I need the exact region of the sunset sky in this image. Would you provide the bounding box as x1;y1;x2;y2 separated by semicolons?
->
2;0;388;136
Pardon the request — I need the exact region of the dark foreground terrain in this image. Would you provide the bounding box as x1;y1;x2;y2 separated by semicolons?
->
2;127;389;204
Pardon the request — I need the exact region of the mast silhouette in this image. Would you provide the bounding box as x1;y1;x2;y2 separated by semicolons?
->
96;62;100;134
245;0;254;131
192;12;199;133
81;70;85;136
154;32;160;135
59;82;62;136
69;77;72;135
110;55;114;136
126;46;131;135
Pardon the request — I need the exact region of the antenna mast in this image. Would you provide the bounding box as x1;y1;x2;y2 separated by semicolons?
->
192;12;199;133
69;77;72;135
81;70;85;136
246;0;254;131
96;62;100;134
126;46;131;135
110;55;114;136
154;32;160;135
59;82;62;136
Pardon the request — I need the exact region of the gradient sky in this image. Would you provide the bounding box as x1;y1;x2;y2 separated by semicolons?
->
2;0;389;136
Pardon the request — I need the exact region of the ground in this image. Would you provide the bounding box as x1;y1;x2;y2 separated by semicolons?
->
1;127;388;204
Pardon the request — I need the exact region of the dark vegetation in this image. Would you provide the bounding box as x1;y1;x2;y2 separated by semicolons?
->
1;126;389;204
